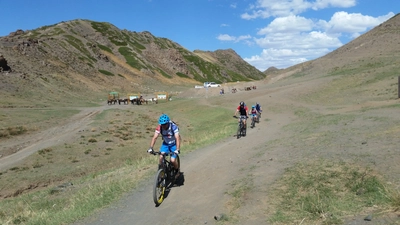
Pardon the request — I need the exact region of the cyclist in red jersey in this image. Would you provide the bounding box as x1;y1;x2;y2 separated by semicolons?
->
233;101;248;129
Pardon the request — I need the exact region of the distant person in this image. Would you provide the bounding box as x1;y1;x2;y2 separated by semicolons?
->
255;102;262;122
249;105;258;121
147;114;180;178
234;101;248;133
220;88;224;95
255;102;262;114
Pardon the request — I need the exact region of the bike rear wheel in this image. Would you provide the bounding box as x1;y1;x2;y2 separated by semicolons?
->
153;169;166;206
251;117;255;128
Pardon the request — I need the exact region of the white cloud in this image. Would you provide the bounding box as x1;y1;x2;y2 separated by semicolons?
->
324;11;395;34
244;48;322;71
241;0;357;20
230;3;237;8
249;30;341;70
236;35;252;42
217;34;252;43
217;34;236;41
241;0;310;19
257;15;314;35
312;0;356;10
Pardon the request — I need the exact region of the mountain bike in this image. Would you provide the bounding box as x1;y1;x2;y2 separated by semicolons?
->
250;114;256;128
257;111;262;123
150;151;180;206
234;115;247;139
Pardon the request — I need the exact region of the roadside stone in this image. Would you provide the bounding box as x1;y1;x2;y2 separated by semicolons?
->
214;213;228;221
364;214;372;221
356;188;366;195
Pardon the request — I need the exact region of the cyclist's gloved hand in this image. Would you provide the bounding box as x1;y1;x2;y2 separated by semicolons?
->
147;147;153;153
174;149;180;154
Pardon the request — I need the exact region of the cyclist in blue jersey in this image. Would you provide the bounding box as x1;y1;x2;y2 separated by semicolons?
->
147;114;180;176
255;102;262;114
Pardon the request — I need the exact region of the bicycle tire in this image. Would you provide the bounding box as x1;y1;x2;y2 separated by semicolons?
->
251;117;255;128
237;122;241;138
153;169;166;206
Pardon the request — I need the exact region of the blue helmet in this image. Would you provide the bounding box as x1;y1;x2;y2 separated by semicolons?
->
158;114;170;125
252;105;255;108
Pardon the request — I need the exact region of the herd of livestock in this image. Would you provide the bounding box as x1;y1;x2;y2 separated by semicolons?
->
107;96;158;105
107;91;160;105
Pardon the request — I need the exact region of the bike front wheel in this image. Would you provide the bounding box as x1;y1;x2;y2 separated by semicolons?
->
153;169;166;206
237;123;241;138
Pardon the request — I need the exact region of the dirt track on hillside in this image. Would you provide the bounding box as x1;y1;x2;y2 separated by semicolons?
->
1;77;400;224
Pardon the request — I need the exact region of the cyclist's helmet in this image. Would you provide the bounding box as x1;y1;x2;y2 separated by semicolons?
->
240;101;245;106
252;105;255;108
158;114;170;125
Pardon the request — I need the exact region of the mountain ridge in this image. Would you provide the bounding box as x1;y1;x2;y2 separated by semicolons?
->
0;19;265;106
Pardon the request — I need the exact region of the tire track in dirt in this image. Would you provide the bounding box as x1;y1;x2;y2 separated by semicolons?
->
0;109;101;171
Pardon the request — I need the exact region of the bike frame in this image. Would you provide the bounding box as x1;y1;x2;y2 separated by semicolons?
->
154;152;177;179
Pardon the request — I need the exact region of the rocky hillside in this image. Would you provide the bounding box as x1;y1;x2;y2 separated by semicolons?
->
0;19;265;107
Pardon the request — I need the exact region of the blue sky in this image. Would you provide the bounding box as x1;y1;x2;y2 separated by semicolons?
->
1;0;397;71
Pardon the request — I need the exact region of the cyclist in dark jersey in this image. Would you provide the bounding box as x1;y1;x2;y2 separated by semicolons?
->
147;114;180;176
255;102;262;114
234;101;249;128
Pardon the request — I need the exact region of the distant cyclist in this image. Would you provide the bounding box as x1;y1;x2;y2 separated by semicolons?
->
147;114;180;177
234;101;248;131
255;102;262;114
249;105;258;121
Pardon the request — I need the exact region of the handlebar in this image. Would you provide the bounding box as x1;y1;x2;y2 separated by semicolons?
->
148;150;179;156
149;151;162;155
233;115;248;119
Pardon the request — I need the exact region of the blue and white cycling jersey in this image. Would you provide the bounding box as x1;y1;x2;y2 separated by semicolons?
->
155;121;179;146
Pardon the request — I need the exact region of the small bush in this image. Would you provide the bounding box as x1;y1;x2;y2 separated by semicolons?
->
99;69;114;76
84;149;91;154
88;138;97;143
